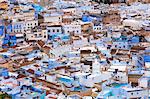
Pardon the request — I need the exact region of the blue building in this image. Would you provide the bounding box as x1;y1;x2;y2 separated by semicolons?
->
131;36;139;43
143;55;150;62
82;15;93;22
0;67;9;77
6;24;13;33
48;33;70;42
82;15;102;22
32;4;44;12
12;85;46;99
2;34;17;48
0;26;4;36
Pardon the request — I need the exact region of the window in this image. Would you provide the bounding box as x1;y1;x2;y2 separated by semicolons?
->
129;45;131;48
35;34;37;37
53;29;55;33
131;93;133;95
57;29;59;32
139;57;142;60
48;30;50;32
48;35;52;40
122;38;127;40
33;96;39;99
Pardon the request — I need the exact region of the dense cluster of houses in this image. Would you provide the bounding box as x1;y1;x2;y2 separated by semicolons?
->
0;0;149;99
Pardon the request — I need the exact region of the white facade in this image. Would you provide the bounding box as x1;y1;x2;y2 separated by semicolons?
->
144;70;150;76
23;20;38;31
132;55;144;68
123;19;143;30
62;8;77;15
92;59;101;74
12;21;24;33
50;45;72;58
44;15;62;23
123;88;149;99
112;42;129;49
39;74;57;83
16;33;24;43
63;24;81;35
145;62;150;68
47;25;62;35
12;20;38;33
113;71;128;83
73;39;89;48
78;73;111;87
10;11;35;21
93;25;103;32
138;77;150;88
25;30;48;41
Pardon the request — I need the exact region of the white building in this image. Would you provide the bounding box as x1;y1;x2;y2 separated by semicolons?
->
138;76;150;88
123;87;149;99
63;24;81;35
62;7;77;15
112;42;130;49
44;13;62;23
47;25;62;35
97;86;149;99
92;59;101;74
123;19;143;30
74;72;111;87
25;30;48;41
73;38;89;48
50;45;72;58
16;33;24;43
12;20;38;33
10;11;35;21
93;24;103;32
108;68;128;83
